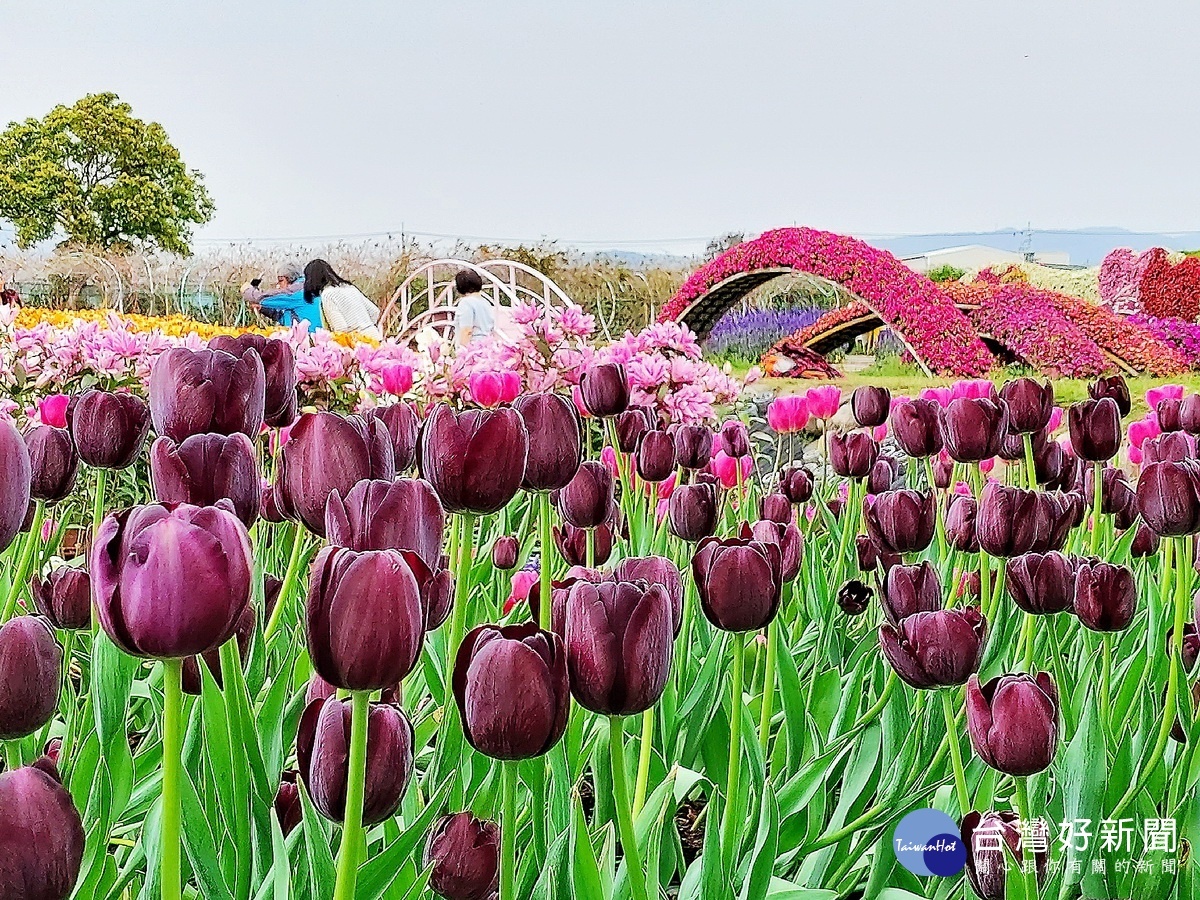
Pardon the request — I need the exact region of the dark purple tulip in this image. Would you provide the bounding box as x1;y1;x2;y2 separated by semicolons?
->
24;426;77;504
0;418;31;554
748;519;803;582
1181;394;1200;435
945;495;979;553
419;403;528;515
564;580;673;715
558;461;614;529
260;480;286;523
425;812;501;900
277;412;396;536
296;696;414;825
554;520;615;567
1033;438;1065;486
1131;522;1160;557
962;810;1047;900
850;385;890;428
880;562;942;626
181;603;255;696
830;432;878;479
519;568;600;636
1089;375;1131;417
864;489;936;555
1073;560;1136;632
69;389;150;469
1137;460;1200;536
1143;431;1194;465
92;503;252;659
492;536;519;570
673;424;713;470
635;431;676;483
668;481;719;542
149;346;265;442
1006;552;1076;615
0;617;61;740
967;672;1059;775
692;535;782;632
306;546;425;691
1068;398;1121;462
827;497;845;519
716;421;748;462
837;580;872;616
879;607;985;689
325;477;444;571
367;402;420;471
0;758;85;900
759;492;792;525
1158;398;1183;433
957;570;982;603
274;771;302;837
514;393;583;492
610;555;684;636
1000;378;1054;434
150;433;260;528
454;622;570;759
867;457;898;495
614;408;653;454
976;483;1041;557
855;534;880;573
208;333;297;427
31;567;91;631
1037;491;1081;552
890;398;943;458
778;465;814;503
931;452;953;490
941;398;1007;463
579;363;629;417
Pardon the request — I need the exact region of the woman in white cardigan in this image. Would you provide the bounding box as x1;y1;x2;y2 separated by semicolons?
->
303;259;384;340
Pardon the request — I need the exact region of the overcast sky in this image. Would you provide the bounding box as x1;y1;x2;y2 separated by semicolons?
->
4;1;1200;252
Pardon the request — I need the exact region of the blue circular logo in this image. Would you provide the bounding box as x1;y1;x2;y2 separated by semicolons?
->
893;809;966;877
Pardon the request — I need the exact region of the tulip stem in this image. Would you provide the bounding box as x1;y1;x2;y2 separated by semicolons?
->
538;494;553;631
1100;634;1112;738
1022;433;1038;489
1020;613;1036;672
586;528;596;568
758;621;778;769
333;691;370;900
451;515;476;650
1090;461;1103;556
263;523;305;644
1;499;43;621
940;689;971;818
633;706;655;817
609;716;651;900
161;658;184;900
1012;776;1039;900
721;634;746;876
499;760;519;900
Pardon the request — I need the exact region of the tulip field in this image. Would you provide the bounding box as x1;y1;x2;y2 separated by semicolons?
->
4;297;1200;900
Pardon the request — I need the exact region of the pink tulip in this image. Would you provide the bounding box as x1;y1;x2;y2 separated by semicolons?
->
1129;444;1143;466
919;387;953;407
503;569;539;615
953;481;973;496
39;394;70;428
767;395;810;434
1046;406;1064;433
805;385;842;421
872;423;888;442
40;515;55;543
952;379;994;401
572;385;591;419
380;363;414;396
600;445;619;477
469;372;507;408
712;450;752;489
499;372;522;404
1128;414;1160;449
655;498;668;522
979;457;996;474
1146;384;1185;411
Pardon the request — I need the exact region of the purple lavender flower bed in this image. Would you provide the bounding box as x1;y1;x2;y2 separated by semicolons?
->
705;306;825;362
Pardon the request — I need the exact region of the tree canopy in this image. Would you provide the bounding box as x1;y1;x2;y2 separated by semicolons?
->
0;92;214;255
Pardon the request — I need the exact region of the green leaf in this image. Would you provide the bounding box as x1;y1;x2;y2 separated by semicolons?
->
355;781;452;900
570;791;607;899
299;781;337;900
180;765;236;900
738;787;779;900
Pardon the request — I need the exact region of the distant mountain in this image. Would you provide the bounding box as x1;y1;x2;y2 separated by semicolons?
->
864;229;1200;267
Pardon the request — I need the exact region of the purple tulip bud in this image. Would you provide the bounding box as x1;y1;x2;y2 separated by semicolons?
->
850;385;890;428
0;616;61;740
150;433;260;527
635;431;677;483
0;759;85;900
579;363;629;418
558;461;614;529
181;602;256;696
1089;375;1131;417
668;481;719;542
419;404;528;515
976;483;1041;557
880;562;942;626
306;546;426;691
1073;559;1136;632
962;810;1047;900
941;398;1008;463
759;492;793;525
277;412;396;536
69;390;150;470
24;425;78;504
830;432;878;479
1143;431;1194;465
454;623;570;759
325;478;444;571
945;495;979;553
1181;394;1200;435
999;378;1054;434
1033;490;1079;553
0;419;31;555
609;556;684;636
492;536;520;570
692;534;782;632
31;567;91;631
425;812;501;900
1006;552;1076;615
1130;522;1160;557
778;465;814;503
837;579;872;616
931;452;954;489
296;696;414;825
92;503;253;659
672;424;714;470
208;333;297;428
274;771;302;837
717;420;750;459
1158;398;1183;433
879;607;985;689
890;398;943;458
855;534;880;573
150;346;266;442
748;519;804;582
554;520;615;567
1137;460;1200;537
564;580;674;715
614;408;653;454
1068;398;1121;462
514;393;583;492
966;672;1059;775
864;489;936;555
867;457;898;495
366;402;420;471
260;479;286;523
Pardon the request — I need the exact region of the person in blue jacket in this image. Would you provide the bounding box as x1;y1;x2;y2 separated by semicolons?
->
242;264;322;331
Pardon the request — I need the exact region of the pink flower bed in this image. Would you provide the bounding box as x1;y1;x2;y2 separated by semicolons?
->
660;227;994;376
1129;314;1200;369
1099;247;1200;321
1098;248;1152;314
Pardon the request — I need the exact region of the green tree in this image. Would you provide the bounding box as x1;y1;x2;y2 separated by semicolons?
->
0;92;214;255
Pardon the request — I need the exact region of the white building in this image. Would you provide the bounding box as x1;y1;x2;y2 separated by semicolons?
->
902;244;1070;274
